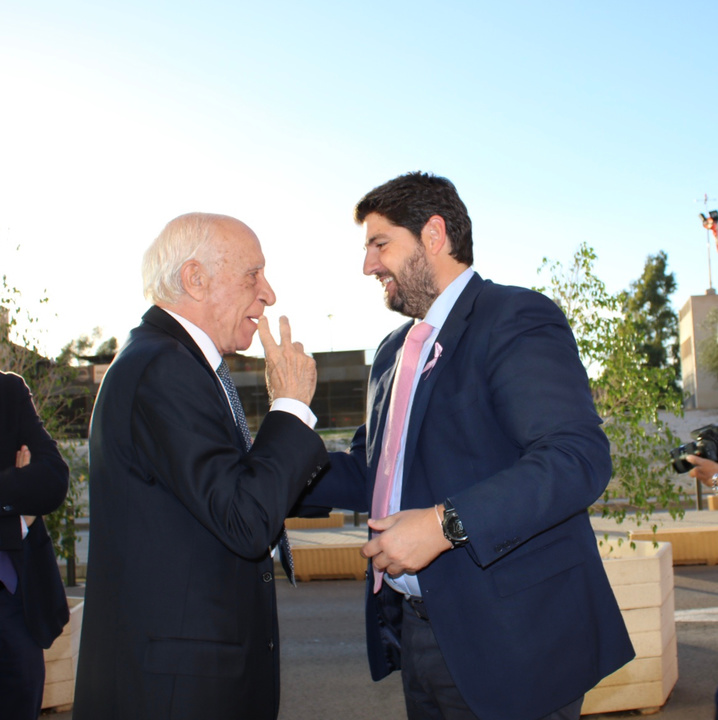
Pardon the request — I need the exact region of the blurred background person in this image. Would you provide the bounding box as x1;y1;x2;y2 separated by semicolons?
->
0;370;69;720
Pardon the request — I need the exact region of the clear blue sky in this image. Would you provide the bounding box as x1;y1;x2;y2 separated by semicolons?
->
1;0;716;358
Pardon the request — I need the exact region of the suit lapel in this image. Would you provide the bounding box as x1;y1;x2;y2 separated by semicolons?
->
141;306;243;449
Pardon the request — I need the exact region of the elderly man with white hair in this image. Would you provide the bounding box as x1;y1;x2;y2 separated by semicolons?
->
74;212;328;720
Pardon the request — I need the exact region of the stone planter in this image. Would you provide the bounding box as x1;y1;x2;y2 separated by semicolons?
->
581;540;677;715
287;526;367;582
42;596;84;711
292;545;367;581
285;511;345;530
630;525;718;565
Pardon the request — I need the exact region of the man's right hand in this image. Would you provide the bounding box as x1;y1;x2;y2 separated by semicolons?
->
15;445;37;527
257;315;317;406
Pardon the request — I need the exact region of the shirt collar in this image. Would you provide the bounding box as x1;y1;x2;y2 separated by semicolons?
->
163;309;224;371
423;267;474;331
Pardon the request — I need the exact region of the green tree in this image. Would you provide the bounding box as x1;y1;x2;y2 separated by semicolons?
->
57;327;117;365
536;243;685;530
619;251;680;390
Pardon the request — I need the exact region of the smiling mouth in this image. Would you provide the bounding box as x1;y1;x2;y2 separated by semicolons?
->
379;275;394;289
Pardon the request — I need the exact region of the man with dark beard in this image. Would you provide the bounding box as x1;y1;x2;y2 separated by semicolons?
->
304;172;633;720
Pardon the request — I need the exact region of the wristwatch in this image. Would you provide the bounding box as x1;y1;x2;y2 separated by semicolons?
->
442;500;469;547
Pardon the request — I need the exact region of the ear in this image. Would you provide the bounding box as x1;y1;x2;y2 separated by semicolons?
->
422;215;448;257
180;259;207;301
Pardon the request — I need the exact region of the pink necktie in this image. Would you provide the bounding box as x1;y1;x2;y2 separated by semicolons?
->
371;321;433;592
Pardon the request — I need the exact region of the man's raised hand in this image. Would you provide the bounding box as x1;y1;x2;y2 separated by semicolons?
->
257;315;317;406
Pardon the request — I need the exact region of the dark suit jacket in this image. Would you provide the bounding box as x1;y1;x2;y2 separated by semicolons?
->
73;307;329;720
305;274;634;720
0;371;69;649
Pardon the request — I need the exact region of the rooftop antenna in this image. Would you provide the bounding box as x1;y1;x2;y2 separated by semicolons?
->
327;314;334;351
696;193;718;294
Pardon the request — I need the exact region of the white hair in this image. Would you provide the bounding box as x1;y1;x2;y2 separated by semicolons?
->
142;212;230;304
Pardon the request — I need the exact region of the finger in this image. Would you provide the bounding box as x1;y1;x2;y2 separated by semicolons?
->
16;447;29;468
257;316;278;352
360;539;380;559
278;315;292;346
368;514;397;531
293;341;305;354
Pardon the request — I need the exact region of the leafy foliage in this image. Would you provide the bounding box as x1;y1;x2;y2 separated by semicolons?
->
57;327;118;365
536;243;685;528
619;251;680;390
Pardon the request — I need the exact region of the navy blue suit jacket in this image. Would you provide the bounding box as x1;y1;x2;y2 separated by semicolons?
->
306;274;634;720
74;307;329;720
0;371;69;649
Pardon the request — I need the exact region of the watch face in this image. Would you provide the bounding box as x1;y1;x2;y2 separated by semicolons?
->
448;516;465;540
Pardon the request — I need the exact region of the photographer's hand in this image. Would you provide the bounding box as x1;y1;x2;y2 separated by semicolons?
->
686;455;718;488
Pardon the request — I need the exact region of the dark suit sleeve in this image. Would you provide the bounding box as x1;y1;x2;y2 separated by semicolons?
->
132;350;328;558
0;374;69;549
301;424;371;513
455;290;611;567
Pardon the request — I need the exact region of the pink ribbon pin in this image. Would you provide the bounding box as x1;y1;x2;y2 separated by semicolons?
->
422;342;443;377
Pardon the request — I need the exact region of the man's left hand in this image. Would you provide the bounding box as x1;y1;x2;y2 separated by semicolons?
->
361;508;452;576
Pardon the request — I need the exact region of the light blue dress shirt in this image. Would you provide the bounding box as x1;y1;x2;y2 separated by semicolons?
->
384;267;474;597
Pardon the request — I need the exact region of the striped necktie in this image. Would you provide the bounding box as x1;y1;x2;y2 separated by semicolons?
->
216;360;296;586
0;550;18;594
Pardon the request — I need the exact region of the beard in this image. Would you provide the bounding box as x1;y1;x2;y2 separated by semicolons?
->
385;244;439;319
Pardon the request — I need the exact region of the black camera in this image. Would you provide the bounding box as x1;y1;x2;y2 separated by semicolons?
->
670;424;718;473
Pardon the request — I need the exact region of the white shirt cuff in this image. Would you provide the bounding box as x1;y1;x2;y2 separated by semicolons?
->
270;398;317;429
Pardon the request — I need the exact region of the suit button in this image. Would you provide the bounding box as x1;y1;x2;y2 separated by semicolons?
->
268;640;275;651
262;572;273;583
2;505;14;512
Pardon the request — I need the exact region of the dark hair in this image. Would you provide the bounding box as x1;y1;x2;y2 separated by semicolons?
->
354;171;473;266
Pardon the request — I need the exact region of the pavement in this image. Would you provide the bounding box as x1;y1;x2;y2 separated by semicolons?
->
43;509;718;719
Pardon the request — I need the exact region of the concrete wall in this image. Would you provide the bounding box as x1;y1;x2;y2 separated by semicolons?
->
679;294;718;409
